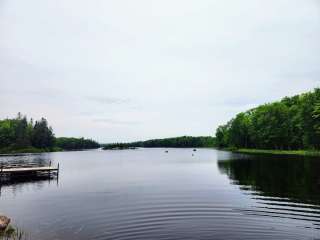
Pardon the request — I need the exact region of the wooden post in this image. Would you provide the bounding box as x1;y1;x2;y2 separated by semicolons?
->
49;161;52;178
56;163;60;187
0;164;2;182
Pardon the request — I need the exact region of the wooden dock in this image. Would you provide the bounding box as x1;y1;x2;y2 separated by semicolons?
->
0;162;59;180
1;166;58;173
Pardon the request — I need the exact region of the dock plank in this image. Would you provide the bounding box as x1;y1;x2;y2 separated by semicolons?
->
1;167;58;173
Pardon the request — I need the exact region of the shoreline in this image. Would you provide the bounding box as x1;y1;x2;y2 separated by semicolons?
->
0;147;62;155
0;147;100;155
230;148;320;157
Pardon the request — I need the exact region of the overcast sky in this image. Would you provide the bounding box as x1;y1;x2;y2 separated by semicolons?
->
0;0;319;143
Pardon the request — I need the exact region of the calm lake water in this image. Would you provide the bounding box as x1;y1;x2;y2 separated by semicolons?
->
0;148;320;240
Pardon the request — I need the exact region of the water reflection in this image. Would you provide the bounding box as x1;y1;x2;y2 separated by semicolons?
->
0;177;58;197
218;154;320;228
218;154;320;204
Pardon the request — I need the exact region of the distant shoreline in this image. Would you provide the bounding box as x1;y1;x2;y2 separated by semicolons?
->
102;136;216;150
2;146;320;158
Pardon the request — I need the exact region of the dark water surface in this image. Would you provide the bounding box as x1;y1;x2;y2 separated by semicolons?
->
0;148;320;240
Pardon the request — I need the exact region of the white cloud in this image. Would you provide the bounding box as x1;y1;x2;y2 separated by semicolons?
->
0;0;319;142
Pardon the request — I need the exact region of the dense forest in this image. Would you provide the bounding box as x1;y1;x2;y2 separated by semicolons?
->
215;88;320;150
0;113;100;153
103;136;216;150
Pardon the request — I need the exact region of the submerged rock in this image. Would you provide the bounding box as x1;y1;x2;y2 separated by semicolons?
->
0;216;10;231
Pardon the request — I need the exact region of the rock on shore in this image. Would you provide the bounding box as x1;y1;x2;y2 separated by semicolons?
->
0;216;10;231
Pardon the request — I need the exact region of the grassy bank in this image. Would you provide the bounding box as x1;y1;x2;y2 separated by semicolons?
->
0;146;63;155
232;148;320;157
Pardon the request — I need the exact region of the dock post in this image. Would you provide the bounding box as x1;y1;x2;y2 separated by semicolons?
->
0;164;2;182
56;163;59;187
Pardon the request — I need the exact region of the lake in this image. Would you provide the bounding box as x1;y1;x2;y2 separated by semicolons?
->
0;148;320;240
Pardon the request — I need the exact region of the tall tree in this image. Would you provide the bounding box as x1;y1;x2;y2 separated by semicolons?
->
32;118;54;148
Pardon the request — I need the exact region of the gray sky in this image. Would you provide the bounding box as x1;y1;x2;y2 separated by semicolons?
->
1;0;319;143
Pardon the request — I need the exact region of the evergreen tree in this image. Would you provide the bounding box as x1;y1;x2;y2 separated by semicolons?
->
32;118;54;148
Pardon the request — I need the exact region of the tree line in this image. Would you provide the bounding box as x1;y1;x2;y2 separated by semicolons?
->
55;137;100;150
215;88;320;150
0;113;100;152
103;136;216;150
